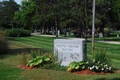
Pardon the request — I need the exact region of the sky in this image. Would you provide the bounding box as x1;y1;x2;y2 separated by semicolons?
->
0;0;22;4
15;0;21;4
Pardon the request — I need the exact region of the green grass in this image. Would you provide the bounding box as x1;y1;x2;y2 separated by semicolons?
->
88;32;120;42
90;37;120;42
60;32;120;42
7;36;55;50
0;35;120;80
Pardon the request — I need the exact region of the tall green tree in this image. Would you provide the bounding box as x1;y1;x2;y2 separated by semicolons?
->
0;0;19;29
14;0;36;29
111;0;120;30
69;0;92;40
48;0;72;38
58;0;73;37
32;0;51;34
112;0;120;19
68;0;111;38
95;0;111;33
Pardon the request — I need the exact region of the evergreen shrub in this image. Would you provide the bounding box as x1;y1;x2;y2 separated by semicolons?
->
3;28;31;37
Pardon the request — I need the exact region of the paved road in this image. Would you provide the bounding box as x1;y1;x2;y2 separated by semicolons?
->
31;33;120;45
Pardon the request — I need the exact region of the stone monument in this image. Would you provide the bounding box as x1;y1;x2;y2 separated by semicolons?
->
54;39;87;66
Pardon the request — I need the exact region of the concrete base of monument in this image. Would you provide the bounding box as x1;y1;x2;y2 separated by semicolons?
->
60;61;71;66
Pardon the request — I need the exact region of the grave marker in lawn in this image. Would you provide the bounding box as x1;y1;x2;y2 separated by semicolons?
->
58;30;60;35
99;33;103;37
117;34;119;37
54;39;87;66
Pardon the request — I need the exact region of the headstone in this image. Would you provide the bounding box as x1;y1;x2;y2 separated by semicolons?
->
117;34;119;37
66;32;69;36
58;30;60;35
54;39;87;66
99;33;103;37
52;28;54;35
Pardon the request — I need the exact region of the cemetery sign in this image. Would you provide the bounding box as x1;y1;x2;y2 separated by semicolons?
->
54;39;87;66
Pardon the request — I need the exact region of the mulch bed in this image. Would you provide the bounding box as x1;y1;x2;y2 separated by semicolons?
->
67;68;114;75
17;65;36;70
17;65;114;75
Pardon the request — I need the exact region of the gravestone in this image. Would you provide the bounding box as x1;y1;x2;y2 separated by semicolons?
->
52;28;55;35
99;33;103;37
117;34;119;37
66;32;69;36
54;39;87;66
58;30;60;35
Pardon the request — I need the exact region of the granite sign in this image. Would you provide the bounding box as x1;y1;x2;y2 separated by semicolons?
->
54;39;87;66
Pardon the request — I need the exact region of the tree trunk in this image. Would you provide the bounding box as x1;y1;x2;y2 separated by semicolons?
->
11;21;13;29
99;26;104;36
12;25;13;29
47;27;49;34
85;27;88;41
35;24;37;33
64;28;66;37
42;22;45;34
85;0;88;41
55;16;58;38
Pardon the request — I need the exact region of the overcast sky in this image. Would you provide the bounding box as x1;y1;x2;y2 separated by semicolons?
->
0;0;22;4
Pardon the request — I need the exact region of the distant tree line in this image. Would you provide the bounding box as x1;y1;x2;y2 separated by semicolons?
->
0;0;120;38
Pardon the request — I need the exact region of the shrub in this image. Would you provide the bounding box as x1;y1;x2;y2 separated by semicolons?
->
86;60;113;73
0;33;9;54
19;49;62;70
72;30;78;36
20;53;27;66
27;55;52;68
85;45;113;73
92;45;109;64
67;61;86;71
104;28;110;37
3;28;31;37
104;30;110;37
67;45;113;73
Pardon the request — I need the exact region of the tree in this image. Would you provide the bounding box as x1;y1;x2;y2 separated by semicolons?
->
95;0;111;33
69;0;92;40
49;0;74;38
0;0;20;29
111;0;120;30
14;0;36;29
58;0;73;37
67;0;111;39
112;0;120;19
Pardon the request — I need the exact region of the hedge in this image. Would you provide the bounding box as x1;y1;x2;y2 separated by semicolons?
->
3;28;31;37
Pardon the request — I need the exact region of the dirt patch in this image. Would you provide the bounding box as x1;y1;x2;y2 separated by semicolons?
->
67;68;114;75
17;65;36;70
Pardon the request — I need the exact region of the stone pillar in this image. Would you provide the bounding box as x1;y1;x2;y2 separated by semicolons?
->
52;28;54;35
66;32;69;36
117;34;119;37
58;30;60;35
99;33;103;37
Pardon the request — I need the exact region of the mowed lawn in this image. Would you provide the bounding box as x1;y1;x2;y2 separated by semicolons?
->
0;35;120;80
